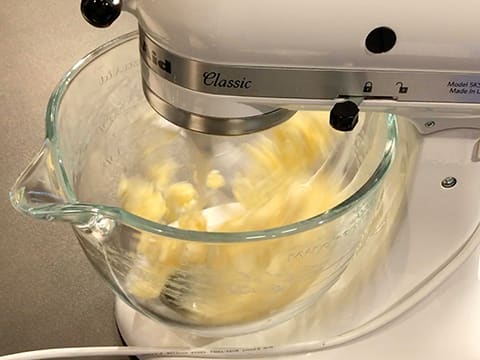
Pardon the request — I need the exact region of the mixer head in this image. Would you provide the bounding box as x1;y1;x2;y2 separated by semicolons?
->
81;0;480;135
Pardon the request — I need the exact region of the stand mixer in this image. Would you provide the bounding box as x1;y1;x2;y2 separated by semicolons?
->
79;0;480;357
81;0;480;137
7;0;480;359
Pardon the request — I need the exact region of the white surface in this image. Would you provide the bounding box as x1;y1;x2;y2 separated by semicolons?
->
324;246;480;359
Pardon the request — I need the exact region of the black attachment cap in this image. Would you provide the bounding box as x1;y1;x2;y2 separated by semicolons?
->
81;0;122;28
365;27;397;54
329;101;360;132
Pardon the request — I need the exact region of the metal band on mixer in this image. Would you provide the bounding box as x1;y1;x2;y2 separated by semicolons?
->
142;82;296;135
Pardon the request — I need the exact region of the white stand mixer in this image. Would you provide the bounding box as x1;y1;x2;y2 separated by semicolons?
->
78;0;480;358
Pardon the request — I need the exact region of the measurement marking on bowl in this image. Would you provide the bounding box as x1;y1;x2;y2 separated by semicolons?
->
99;60;140;86
288;242;329;262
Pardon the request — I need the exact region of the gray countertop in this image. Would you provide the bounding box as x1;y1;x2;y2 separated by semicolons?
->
0;1;136;357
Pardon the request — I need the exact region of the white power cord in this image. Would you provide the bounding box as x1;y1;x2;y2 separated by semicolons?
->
0;345;303;360
0;346;230;360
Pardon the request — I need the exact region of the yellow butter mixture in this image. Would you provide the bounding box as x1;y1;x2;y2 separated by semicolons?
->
118;111;346;325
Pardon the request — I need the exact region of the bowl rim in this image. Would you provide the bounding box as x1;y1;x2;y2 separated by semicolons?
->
45;31;398;242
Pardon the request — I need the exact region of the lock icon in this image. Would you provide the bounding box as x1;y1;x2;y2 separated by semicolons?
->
363;81;373;93
396;82;409;94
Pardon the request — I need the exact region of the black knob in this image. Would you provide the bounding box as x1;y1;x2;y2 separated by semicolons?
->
365;27;397;54
81;0;122;28
329;101;360;132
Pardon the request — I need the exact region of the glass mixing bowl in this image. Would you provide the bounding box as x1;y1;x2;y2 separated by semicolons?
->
10;32;397;337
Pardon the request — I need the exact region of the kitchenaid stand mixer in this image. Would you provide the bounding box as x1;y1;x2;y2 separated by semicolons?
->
7;0;480;358
81;0;480;137
78;0;480;355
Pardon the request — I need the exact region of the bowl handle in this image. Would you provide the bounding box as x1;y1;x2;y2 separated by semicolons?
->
10;141;72;221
